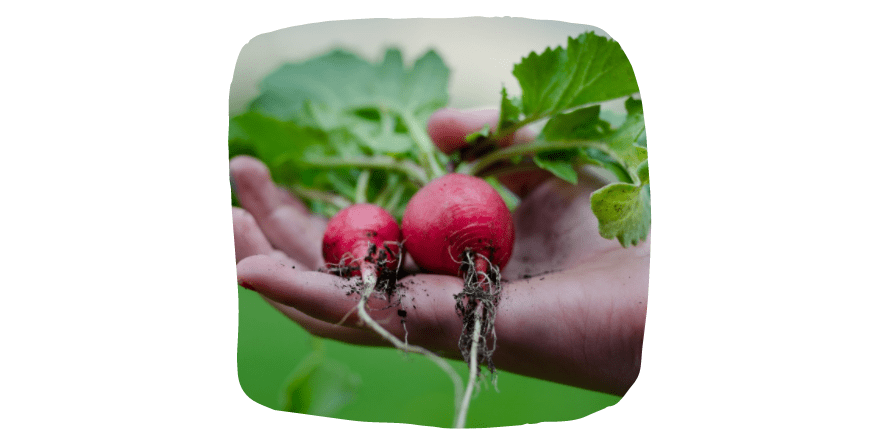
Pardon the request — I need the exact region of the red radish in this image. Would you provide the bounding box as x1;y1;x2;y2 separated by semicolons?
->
402;173;515;428
321;202;466;425
402;173;515;277
322;203;401;279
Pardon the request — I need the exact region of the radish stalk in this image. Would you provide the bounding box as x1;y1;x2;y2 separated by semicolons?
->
354;170;371;204
289;185;352;210
400;111;447;179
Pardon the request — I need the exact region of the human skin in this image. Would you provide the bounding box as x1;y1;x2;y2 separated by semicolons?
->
231;108;649;396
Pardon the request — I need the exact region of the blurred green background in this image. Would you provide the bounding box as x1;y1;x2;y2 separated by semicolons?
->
238;286;621;428
233;18;626;427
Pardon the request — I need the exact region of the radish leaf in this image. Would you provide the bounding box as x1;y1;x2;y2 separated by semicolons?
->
230;112;328;167
605;98;646;171
513;32;638;119
498;86;522;129
281;348;361;416
540;105;611;141
636;159;649;184
591;182;651;247
231;47;449;216
532;153;579;184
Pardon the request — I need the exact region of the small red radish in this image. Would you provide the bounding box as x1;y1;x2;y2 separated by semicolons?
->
321;203;404;356
321;202;467;427
402;173;515;277
322;203;402;280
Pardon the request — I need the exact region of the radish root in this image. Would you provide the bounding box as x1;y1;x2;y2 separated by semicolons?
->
328;241;466;427
454;250;502;427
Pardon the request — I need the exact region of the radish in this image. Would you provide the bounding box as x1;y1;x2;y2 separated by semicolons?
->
322;203;402;284
321;203;465;426
321;203;405;348
402;173;515;277
401;173;515;428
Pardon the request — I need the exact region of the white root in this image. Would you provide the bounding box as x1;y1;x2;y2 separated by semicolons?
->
357;270;466;428
453;252;501;427
455;303;484;429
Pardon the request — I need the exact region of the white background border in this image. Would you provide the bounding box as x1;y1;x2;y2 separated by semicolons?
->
2;1;886;441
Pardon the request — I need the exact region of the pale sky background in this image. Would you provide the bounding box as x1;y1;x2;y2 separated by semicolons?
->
229;17;615;115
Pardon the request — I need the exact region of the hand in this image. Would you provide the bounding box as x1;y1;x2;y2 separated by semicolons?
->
231;108;649;396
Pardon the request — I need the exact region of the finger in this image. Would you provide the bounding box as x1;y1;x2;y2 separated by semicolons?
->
427;108;500;154
232;207;307;270
234;222;383;345
263;297;386;346
230;156;326;269
232;243;387;346
426;108;550;198
399;253;421;276
426;108;538;154
237;254;465;355
497;170;555;199
232;206;272;262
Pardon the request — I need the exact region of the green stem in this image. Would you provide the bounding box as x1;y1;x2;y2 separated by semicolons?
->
468;140;610;175
354;170;371;204
382;183;406;215
289;185;351;209
297;155;428;185
401;111;446;179
492;103;603;143
381;108;396;135
490;116;539;143
372;174;401;206
478;159;628;185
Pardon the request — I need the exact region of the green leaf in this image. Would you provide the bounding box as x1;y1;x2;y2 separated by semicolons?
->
465;124;491;144
228;117;249;141
485;177;520;212
498;86;522;130
374;49;407;103
533;155;578;184
281;350;362;416
513;31;639;119
636;159;649;185
598;109;624;128
540;105;611;141
260;50;374;112
403;50;450;118
579;147;633;183
230;112;327;166
588;97;647;183
591;182;651;247
326;172;359;202
349;121;414;154
247;47;448;145
532;105;636;185
237;47;449;212
625;96;643;114
228;139;258;161
606;97;647;171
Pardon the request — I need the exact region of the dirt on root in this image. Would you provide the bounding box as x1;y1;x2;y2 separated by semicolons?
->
454;251;502;379
325;241;407;312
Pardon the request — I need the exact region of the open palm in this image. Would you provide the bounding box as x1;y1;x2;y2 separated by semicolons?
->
232;108;648;396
